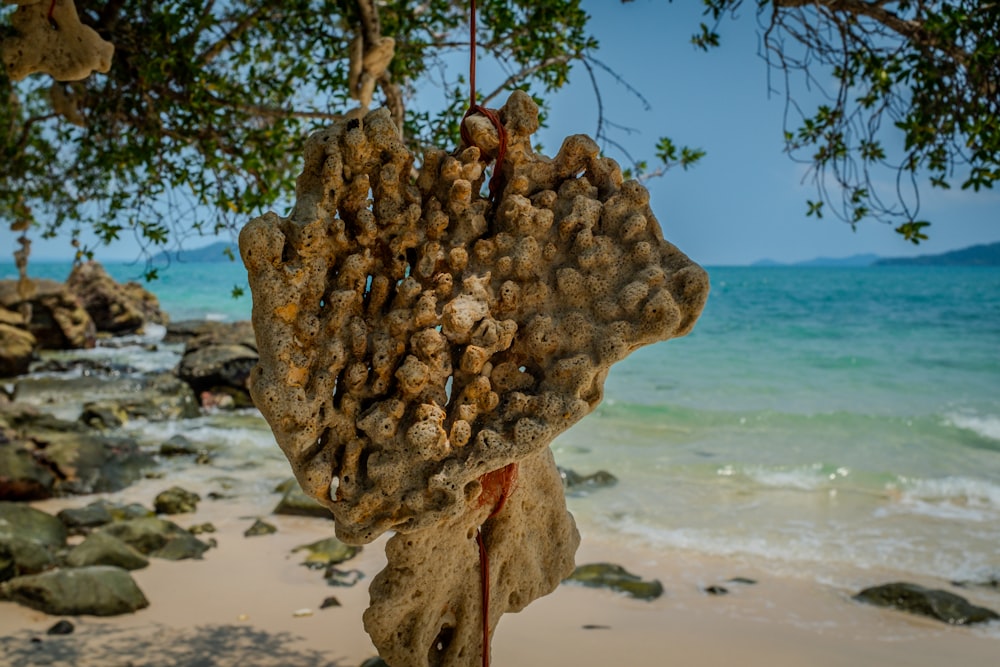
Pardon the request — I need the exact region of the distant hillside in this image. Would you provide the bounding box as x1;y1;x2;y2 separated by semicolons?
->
875;241;1000;266
751;253;879;267
152;241;237;263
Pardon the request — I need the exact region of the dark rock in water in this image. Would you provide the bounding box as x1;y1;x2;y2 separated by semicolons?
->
0;279;96;350
293;536;361;568
159;434;199;457
78;373;201;426
324;567;364;587
854;582;1000;625
727;577;758;585
359;657;390;667
99;516;209;560
320;596;341;609
951;577;999;591
0;536;56;582
0;406;152;495
565;563;664;601
273;485;332;519
65;261;168;335
0;321;36;378
703;585;728;595
154;486;201;515
0;502;67;549
1;565;149;616
558;467;618;495
176;321;258;408
244;519;277;537
78;401;127;429
46;619;74;635
65;532;149;571
29;356;138;376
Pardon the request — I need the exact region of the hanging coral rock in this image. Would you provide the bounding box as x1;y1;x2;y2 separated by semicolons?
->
2;0;114;82
239;90;709;666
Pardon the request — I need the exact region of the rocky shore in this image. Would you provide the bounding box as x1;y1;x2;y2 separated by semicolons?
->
1;262;998;666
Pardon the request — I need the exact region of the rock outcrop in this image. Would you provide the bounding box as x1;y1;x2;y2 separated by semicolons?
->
0;279;96;349
0;307;36;378
0;405;151;499
66;261;168;334
854;582;1000;625
239;90;709;665
176;321;258;407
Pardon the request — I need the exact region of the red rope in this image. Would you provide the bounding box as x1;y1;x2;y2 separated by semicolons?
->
475;461;519;667
463;5;516;665
461;0;509;208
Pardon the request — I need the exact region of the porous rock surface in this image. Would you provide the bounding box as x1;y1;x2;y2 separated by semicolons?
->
240;90;708;666
2;0;114;82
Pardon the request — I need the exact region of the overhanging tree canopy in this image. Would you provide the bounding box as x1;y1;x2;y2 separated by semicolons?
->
684;0;998;242
2;0;996;271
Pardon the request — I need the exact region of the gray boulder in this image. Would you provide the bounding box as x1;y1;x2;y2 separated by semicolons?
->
0;535;56;582
0;439;56;500
57;502;115;533
99;516;210;560
0;405;152;495
176;321;257;407
65;531;149;570
0;502;66;548
854;582;1000;625
1;565;149;616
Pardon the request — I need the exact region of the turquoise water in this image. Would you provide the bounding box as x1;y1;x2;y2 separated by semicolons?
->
558;266;1000;587
4;261;999;587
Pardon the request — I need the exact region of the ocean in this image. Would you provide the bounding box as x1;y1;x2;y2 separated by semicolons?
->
4;260;999;595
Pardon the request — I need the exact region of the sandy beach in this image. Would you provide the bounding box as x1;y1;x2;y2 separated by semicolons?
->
2;470;997;667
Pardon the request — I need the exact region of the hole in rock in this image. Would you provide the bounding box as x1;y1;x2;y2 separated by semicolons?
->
428;625;455;665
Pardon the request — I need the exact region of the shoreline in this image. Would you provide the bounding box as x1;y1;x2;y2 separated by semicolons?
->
2;475;997;667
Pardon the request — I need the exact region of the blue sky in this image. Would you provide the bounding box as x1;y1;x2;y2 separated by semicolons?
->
5;0;997;266
537;1;999;266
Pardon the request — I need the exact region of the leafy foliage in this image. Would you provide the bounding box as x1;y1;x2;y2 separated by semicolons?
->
683;0;999;239
1;0;616;269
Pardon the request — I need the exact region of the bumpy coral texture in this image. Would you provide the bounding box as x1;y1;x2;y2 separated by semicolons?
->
241;89;708;665
2;0;114;82
240;90;708;546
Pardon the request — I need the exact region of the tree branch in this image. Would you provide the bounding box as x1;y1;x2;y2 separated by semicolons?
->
479;54;574;106
197;5;274;65
774;0;970;65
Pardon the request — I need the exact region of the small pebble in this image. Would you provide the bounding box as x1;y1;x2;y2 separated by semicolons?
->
292;608;313;618
703;585;729;595
46;620;74;635
320;596;342;609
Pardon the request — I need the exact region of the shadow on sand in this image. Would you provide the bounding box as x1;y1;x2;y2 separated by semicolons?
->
0;623;349;667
